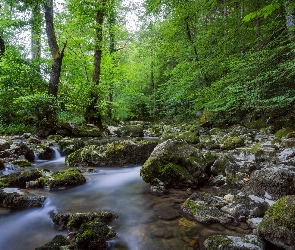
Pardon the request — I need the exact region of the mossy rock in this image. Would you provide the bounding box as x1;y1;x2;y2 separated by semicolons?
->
204;234;265;250
58;138;85;155
0;188;46;208
258;195;295;249
66;140;158;167
286;132;295;139
47;134;63;142
113;125;144;137
222;136;244;150
0;169;44;188
75;218;116;249
0;139;10;151
35;235;71;250
9;159;33;168
35;145;54;160
38;168;86;190
140;139;208;188
275;127;295;138
73;124;102;137
161;131;199;144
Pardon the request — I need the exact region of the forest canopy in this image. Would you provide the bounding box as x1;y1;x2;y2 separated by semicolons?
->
0;0;294;134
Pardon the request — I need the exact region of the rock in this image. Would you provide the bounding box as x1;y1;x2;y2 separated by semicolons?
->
72;124;102;137
38;168;86;190
161;131;200;144
35;235;71;250
47;134;63;142
0;160;4;170
221;136;245;150
140;139;208;188
204;234;265;250
182;192;233;224
153;201;180;220
58;138;85;155
247;217;263;229
113;124;144;137
35;145;54;160
258;195;295;250
9;143;35;162
0;139;10;151
66;139;157;167
50;211;118;250
8;159;33;168
242;166;295;200
0;188;45;208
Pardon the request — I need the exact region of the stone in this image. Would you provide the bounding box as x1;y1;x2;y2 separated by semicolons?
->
204;234;265;250
0;139;10;151
258;195;295;250
140;139;208;188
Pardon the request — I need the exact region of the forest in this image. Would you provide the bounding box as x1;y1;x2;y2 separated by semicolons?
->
0;0;295;134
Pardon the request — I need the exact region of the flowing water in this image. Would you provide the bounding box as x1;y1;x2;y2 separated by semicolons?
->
0;149;248;250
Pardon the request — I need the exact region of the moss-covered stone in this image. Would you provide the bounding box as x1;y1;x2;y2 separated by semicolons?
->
58;138;85;155
9;159;33;168
275;127;295;138
0;188;46;208
73;124;102;137
38;168;86;190
161;131;199;144
258;195;295;249
222;136;245;150
66;139;158;167
35;145;54;160
140;139;208;188
204;234;265;250
47;134;64;142
35;235;70;250
114;124;144;137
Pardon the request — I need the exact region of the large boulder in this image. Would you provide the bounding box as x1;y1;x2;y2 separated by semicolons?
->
113;124;144;137
204;234;265;250
140;139;208;188
58;138;85;155
242;166;295;200
0;139;10;151
66;139;158;167
72;124;102;137
258;195;295;249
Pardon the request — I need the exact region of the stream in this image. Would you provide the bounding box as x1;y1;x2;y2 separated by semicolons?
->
0;148;248;250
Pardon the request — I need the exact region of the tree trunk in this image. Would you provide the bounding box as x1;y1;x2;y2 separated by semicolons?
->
85;0;106;129
0;35;5;60
31;3;42;66
285;0;295;42
44;0;67;132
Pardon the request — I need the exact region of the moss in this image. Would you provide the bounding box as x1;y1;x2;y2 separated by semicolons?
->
10;159;33;168
275;128;295;138
58;138;85;155
222;136;244;150
258;195;295;232
35;235;70;250
183;200;198;215
47;134;63;142
286;132;295;139
206;235;233;249
49;168;86;189
249;142;261;154
65;148;83;166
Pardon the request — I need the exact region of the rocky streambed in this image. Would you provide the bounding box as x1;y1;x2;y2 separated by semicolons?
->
0;122;295;249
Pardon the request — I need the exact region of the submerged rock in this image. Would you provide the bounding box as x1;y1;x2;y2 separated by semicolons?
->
258;195;295;250
140;139;208;188
204;234;265;250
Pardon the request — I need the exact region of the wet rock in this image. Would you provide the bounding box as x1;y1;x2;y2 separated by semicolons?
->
50;211;118;250
72;124;102;137
58;138;85;155
66;139;157;167
51;211;119;229
0;188;45;208
0;160;4;170
38;168;86;190
35;145;54;160
153;201;180;220
35;235;71;250
204;234;265;250
47;134;63;142
242;165;295;200
0;139;10;151
161;131;200;144
221;136;245;150
8;159;33;168
140;139;208;188
113;124;144;137
258;195;295;250
220;195;269;221
9;143;35;162
247;217;263;229
182;192;233;224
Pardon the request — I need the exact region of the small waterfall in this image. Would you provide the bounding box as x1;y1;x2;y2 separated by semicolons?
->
51;146;62;159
